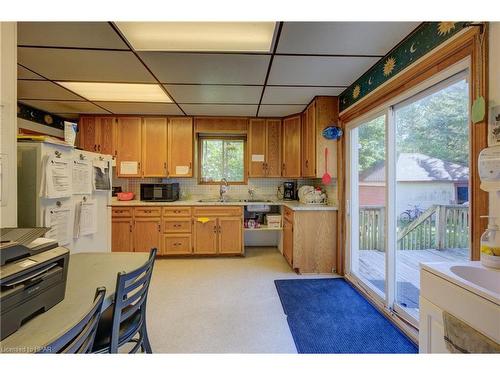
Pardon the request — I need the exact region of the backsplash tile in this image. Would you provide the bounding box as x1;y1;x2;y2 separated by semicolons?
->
112;170;338;204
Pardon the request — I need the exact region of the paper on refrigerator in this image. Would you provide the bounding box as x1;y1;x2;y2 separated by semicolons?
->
40;155;73;198
44;206;73;245
74;198;97;238
72;159;92;194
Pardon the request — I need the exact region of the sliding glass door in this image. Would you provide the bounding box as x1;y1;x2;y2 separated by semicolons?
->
349;113;387;301
348;68;471;325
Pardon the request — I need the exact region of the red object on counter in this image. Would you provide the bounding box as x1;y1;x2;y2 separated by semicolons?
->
117;192;135;201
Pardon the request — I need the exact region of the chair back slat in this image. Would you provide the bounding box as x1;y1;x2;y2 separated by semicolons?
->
109;248;157;353
40;287;106;354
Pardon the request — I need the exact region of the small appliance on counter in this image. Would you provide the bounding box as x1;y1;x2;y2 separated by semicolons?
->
140;183;179;202
0;227;69;340
277;181;297;201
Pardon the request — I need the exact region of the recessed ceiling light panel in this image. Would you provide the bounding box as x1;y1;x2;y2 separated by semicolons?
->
56;82;172;102
116;22;276;52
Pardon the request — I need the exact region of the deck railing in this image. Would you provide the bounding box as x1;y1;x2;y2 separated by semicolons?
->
359;204;469;250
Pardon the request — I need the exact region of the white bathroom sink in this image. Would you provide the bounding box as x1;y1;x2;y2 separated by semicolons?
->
450;265;500;294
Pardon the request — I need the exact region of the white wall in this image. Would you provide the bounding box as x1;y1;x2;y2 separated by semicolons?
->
0;22;17;227
489;23;500;217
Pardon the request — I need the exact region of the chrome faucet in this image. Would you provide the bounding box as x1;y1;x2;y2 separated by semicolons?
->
219;178;229;201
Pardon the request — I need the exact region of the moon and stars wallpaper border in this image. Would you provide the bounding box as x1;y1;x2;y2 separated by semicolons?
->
339;22;469;112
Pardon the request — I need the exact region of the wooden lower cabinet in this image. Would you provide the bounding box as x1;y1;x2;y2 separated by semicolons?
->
111;205;242;256
193;217;218;254
111;217;133;252
282;216;293;267
283;208;337;273
163;234;192;255
133;217;161;253
218;217;243;254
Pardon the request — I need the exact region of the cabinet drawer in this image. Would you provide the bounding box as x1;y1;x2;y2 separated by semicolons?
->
162;207;192;217
163;234;192;255
134;207;161;217
283;207;294;222
193;206;242;217
163;218;192;233
112;208;133;217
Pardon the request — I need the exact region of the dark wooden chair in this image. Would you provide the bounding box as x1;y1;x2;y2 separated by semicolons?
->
92;248;157;354
39;287;106;353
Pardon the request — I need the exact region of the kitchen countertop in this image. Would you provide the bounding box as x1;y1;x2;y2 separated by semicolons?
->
109;198;338;211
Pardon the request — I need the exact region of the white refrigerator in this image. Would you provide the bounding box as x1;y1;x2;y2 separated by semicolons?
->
17;141;112;253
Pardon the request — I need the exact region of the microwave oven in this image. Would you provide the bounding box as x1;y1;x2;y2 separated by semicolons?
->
140;183;179;202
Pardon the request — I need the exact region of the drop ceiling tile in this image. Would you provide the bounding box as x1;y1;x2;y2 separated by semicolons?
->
268;55;380;86
18;22;129;49
164;85;262;104
139;52;270;84
258;105;306;117
277;22;420;55
18;80;83;100
17;65;43;79
262;86;343;104
18;47;156;83
97;102;183;115
181;104;257;117
19;100;109;114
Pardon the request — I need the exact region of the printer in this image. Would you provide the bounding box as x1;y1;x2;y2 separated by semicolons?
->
0;228;69;340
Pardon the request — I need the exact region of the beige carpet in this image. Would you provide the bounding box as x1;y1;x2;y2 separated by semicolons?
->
145;247;337;353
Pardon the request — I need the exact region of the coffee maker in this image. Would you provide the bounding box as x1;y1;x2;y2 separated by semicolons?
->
283;181;297;200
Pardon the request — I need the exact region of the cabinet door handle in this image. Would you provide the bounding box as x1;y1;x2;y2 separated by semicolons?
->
164;162;167;170
129;223;133;232
158;223;161;232
94;144;97;151
305;160;309;168
189;162;192;170
98;144;101;152
218;225;222;234
213;226;217;233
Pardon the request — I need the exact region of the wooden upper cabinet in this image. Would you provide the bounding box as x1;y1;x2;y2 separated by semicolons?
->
79;116;115;155
116;117;142;177
80;117;97;152
302;102;316;177
97;117;115;156
266;119;282;177
142;117;168;177
248;118;282;177
282;115;301;178
168;117;193;177
248;119;267;177
315;97;339;181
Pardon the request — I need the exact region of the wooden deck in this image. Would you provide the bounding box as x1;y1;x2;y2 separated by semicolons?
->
357;248;469;316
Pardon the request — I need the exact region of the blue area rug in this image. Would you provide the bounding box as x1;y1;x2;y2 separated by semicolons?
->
274;278;418;353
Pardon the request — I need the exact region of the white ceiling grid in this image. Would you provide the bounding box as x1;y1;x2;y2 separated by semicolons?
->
16;21;420;119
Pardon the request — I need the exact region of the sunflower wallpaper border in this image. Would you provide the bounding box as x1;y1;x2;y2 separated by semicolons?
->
17;102;66;130
339;22;469;112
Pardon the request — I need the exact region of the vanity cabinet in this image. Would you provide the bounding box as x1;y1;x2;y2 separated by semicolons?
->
282;115;302;178
248;118;281;177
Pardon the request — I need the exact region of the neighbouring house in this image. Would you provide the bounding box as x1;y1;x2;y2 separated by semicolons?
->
359;153;469;215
